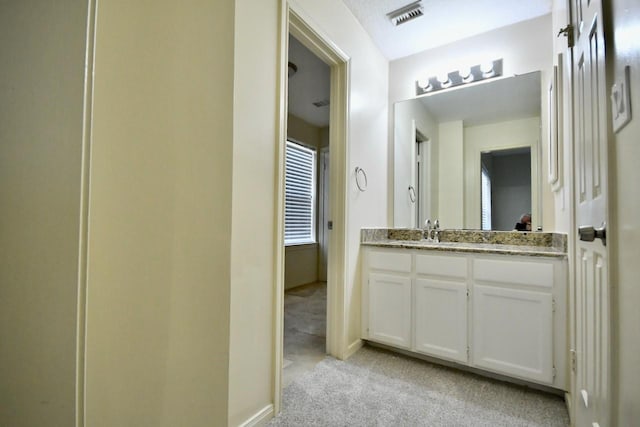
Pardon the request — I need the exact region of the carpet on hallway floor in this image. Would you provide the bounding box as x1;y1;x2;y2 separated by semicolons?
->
268;345;569;426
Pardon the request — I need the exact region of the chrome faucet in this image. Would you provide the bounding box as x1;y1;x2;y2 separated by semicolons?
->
423;218;440;242
423;219;432;240
432;219;440;242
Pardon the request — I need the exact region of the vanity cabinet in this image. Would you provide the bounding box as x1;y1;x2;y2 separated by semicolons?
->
368;273;412;348
366;250;412;349
472;257;556;384
414;254;468;363
361;247;567;389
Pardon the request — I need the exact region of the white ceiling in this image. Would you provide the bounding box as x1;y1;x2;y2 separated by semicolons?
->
287;1;551;128
341;0;552;60
287;35;330;128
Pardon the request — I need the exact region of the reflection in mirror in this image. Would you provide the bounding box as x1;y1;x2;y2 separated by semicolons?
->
393;71;541;230
414;130;429;227
480;147;531;231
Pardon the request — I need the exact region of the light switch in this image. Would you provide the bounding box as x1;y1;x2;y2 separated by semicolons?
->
611;65;631;133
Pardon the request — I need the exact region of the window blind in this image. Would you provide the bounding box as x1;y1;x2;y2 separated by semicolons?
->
285;141;316;245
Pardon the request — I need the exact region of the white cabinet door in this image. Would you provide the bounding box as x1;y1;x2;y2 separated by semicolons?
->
368;272;412;349
472;284;554;384
414;278;467;363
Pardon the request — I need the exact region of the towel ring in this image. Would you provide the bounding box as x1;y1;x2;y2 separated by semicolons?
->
408;185;416;203
355;167;368;192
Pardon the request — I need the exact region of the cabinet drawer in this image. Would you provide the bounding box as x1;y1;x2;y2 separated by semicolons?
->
368;250;412;273
473;258;554;289
416;253;467;279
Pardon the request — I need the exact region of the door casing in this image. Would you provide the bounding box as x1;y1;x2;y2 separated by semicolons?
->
273;0;351;415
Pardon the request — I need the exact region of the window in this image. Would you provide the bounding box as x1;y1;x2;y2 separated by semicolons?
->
481;164;492;230
285;141;316;245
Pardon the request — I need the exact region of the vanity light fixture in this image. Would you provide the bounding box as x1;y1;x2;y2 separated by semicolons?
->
415;58;503;96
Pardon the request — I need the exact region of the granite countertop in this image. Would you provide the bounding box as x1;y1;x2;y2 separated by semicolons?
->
361;228;568;258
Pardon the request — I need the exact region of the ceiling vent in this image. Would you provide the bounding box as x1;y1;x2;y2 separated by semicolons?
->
387;0;424;26
312;99;330;108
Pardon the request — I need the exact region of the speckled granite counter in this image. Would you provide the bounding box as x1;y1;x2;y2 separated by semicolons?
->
361;228;567;258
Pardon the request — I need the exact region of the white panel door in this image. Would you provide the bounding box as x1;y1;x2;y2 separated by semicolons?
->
368;273;412;349
570;0;611;424
414;278;467;363
472;285;554;384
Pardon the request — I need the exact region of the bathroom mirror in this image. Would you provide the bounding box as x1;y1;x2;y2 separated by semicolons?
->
393;71;542;230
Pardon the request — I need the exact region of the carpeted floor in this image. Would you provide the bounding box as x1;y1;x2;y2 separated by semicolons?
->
269;345;570;426
283;282;327;387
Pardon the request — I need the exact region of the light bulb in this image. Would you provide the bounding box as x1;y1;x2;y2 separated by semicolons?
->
417;78;431;90
459;66;473;83
437;72;450;84
481;61;494;76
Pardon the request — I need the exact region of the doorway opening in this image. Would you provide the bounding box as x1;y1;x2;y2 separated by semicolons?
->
282;33;330;388
480;147;532;231
414;129;429;228
273;5;350;416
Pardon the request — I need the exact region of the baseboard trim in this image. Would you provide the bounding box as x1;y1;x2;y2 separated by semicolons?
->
344;338;364;359
238;404;274;427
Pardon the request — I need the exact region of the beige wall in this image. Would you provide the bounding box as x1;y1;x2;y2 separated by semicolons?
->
1;0;387;425
284;244;319;290
319;126;330;148
288;113;322;147
228;0;279;424
438;121;464;228
0;0;425;424
0;2;88;426
85;1;234;425
607;0;640;423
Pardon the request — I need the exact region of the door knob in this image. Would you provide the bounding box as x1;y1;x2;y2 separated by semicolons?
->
578;223;606;246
